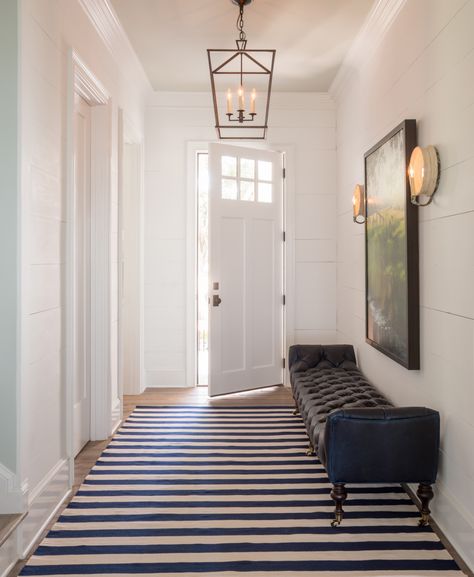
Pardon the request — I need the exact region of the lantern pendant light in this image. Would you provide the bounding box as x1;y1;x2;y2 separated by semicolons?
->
207;0;276;140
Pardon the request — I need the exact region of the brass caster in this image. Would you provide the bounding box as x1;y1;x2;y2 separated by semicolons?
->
418;515;430;527
331;518;341;528
306;445;315;456
292;408;299;416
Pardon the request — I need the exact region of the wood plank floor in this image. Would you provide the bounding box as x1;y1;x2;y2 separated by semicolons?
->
8;385;472;577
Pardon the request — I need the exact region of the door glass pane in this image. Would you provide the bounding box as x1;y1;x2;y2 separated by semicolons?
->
222;156;237;177
222;178;238;200
258;182;272;203
258;160;273;182
240;158;255;180
240;180;255;201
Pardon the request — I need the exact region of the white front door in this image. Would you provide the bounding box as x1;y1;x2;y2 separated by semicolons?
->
73;94;91;455
208;143;284;397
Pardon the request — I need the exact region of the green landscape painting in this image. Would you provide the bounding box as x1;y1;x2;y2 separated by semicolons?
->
366;129;408;365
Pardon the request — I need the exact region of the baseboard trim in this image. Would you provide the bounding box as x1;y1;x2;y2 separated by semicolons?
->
21;487;71;560
145;370;187;388
20;459;70;559
111;398;122;434
0;545;17;577
405;480;474;574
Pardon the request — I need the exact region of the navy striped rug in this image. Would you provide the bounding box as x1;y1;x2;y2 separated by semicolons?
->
21;405;462;576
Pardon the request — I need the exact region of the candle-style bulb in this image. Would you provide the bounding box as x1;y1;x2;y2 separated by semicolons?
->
250;89;256;114
226;89;233;114
238;86;244;111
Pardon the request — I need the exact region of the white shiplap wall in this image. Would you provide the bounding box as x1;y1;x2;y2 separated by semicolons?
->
10;1;150;571
144;92;338;387
332;0;474;570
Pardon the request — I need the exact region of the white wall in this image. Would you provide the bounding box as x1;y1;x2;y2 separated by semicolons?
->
0;0;20;508
144;92;337;387
1;0;150;572
333;0;474;570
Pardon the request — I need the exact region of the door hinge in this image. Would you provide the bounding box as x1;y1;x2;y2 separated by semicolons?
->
283;294;286;306
283;231;286;242
282;167;286;179
283;358;286;369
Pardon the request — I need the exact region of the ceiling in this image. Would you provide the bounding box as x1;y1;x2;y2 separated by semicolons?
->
110;0;374;92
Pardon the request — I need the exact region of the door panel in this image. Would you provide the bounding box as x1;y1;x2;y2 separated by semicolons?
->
220;217;246;373
251;218;275;369
208;143;283;397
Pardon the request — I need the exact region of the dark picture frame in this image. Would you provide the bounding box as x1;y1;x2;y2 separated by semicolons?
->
364;119;420;370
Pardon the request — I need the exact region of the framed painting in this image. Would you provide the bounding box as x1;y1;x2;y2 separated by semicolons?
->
364;119;420;370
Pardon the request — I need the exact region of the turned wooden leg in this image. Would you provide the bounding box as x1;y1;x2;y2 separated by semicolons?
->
330;483;347;527
306;442;315;456
417;483;434;527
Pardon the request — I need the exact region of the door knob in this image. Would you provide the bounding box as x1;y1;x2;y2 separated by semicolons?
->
212;295;222;307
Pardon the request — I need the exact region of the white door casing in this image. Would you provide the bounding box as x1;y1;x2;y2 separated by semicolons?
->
208;143;284;397
66;51;112;486
73;94;91;456
119;140;143;395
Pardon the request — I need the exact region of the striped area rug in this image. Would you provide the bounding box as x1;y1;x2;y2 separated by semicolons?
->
21;405;462;576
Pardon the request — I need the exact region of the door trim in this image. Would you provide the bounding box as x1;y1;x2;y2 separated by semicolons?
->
186;142;294;389
118;109;145;397
66;50;112;485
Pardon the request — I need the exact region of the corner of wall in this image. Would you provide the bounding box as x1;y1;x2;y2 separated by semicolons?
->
0;464;26;514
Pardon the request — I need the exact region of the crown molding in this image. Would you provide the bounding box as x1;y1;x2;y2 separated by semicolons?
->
329;0;408;102
72;50;110;105
78;0;152;94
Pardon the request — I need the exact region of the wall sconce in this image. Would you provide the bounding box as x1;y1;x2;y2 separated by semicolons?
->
353;184;365;223
408;145;440;206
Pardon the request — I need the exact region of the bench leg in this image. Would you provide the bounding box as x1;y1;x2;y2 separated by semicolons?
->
330;483;347;527
417;483;434;527
306;442;315;456
292;405;300;416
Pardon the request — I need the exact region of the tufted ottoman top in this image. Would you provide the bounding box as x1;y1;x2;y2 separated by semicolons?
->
289;345;392;453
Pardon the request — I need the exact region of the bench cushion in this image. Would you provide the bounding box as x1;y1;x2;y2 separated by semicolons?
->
289;345;391;453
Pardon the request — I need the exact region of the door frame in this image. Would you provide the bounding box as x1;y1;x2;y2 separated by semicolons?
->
185;141;295;389
66;50;112;485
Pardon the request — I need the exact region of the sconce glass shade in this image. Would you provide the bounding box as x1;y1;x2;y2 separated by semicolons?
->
353;184;366;223
408;145;440;206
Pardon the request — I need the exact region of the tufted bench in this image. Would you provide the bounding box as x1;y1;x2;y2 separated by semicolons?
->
289;344;440;527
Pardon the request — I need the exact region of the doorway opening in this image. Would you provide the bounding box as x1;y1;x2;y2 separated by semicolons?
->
196;152;209;387
195;145;286;394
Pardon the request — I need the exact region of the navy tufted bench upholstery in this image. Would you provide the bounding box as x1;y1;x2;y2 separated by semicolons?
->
289;344;440;527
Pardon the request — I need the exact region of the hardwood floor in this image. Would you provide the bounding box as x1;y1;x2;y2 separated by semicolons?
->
123;384;293;416
8;385;472;577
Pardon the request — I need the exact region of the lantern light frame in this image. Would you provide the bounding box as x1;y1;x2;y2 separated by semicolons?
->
207;0;275;140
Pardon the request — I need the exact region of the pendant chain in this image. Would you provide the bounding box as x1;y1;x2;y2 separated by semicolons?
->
236;3;246;42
